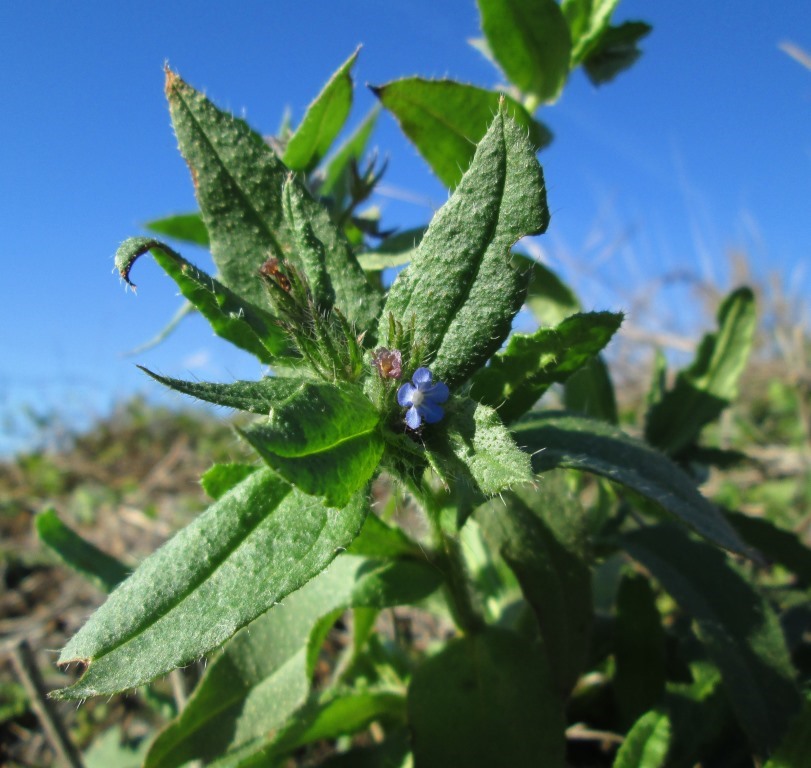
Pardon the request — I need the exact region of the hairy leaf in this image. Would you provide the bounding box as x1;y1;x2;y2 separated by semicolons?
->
283;49;358;173
116;237;287;362
36;509;129;593
645;287;756;455
200;463;258;500
624;524;801;754
514;412;752;556
54;470;368;698
475;477;592;698
235;381;382;506
145;555;439;768
379;106;548;388
470;310;623;423
408;627;565;767
372;78;551;189
425;398;533;496
165;69;381;331
477;0;572;103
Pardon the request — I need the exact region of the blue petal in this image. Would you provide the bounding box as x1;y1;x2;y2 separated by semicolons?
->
420;400;445;424
412;367;433;388
397;382;417;407
424;381;449;404
405;405;422;429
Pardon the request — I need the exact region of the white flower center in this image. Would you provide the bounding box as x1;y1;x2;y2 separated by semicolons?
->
410;389;425;407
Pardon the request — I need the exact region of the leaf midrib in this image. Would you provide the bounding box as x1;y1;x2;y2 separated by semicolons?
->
171;75;286;261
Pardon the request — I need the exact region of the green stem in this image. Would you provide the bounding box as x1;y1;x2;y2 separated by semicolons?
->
408;475;485;633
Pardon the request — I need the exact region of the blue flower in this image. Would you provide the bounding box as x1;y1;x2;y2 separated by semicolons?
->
397;367;449;429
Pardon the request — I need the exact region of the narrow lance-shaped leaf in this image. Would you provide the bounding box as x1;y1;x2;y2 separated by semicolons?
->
115;237;287;362
645;287;756;456
379;105;549;389
475;477;592;698
470;310;623;423
408;627;565;767
320;106;378;201
139;370;384;508
54;469;368;699
477;0;572;104
372;78;551;190
36;509;129;594
514;412;753;556
283;49;358;173
165;68;381;332
282;177;335;309
623;524;801;755
145;554;440;768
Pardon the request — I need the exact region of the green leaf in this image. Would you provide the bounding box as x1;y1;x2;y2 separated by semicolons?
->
320;107;378;201
115;237;287;362
475;476;592;698
477;0;572;104
614;572;666;727
612;710;671;768
523;257;580;326
200;463;258;500
36;509;129;593
54;469;368;698
583;21;652;86
145;555;439;768
379;106;549;388
645;287;756;456
408;627;565;767
348;513;421;558
165;68;381;331
563;356;619;423
83;725;150;768
562;0;620;64
425;398;533;496
521;256;618;422
728;511;811;587
254;687;407;763
763;691;811;768
372;78;552;190
470;311;623;423
144;212;209;247
282;49;358;173
514;412;752;556
138;370;383;507
356;226;425;272
316;729;411;768
235;381;382;507
623;524;801;754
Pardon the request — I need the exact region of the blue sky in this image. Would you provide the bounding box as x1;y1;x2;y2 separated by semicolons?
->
1;1;810;452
